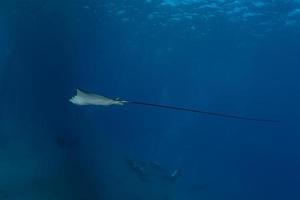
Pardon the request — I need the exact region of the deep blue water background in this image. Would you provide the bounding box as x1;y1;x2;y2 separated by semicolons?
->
1;0;300;199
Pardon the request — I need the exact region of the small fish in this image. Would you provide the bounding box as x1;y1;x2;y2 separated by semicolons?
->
166;169;182;182
125;159;149;182
56;135;78;148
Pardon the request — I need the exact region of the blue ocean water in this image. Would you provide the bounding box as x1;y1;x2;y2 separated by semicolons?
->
0;0;300;199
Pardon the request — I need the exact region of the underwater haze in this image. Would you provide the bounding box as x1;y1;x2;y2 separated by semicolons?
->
0;0;300;199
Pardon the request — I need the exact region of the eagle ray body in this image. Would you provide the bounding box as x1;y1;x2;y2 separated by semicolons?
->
69;89;126;106
69;89;277;122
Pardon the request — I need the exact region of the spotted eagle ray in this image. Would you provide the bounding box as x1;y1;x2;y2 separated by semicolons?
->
69;89;277;122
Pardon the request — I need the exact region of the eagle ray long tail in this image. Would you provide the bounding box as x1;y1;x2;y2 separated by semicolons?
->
128;101;278;122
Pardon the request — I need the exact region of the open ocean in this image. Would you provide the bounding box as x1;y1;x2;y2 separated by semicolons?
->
0;0;300;199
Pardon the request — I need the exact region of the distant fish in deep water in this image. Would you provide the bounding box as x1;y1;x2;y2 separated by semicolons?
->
56;135;78;149
188;183;209;198
125;158;181;183
125;159;149;182
189;183;208;193
69;89;278;122
166;169;182;182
